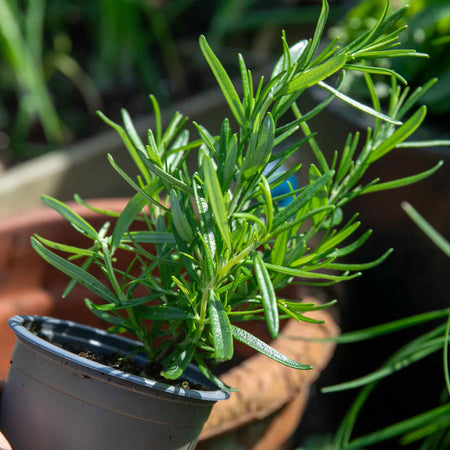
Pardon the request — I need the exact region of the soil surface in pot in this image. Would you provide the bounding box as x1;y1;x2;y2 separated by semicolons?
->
30;324;205;390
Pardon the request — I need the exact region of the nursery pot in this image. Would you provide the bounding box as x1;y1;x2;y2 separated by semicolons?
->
0;315;229;450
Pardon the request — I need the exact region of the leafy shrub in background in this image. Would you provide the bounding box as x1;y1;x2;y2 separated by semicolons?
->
0;0;347;161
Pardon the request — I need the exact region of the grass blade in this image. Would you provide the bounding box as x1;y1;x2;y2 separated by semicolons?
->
402;202;450;256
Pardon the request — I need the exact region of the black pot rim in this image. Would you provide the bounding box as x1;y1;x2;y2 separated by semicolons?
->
8;314;230;402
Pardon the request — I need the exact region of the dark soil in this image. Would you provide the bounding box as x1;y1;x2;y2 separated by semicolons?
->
31;326;204;390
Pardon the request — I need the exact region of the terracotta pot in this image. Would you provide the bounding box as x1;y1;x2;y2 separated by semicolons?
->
0;198;129;380
0;199;339;448
198;308;338;449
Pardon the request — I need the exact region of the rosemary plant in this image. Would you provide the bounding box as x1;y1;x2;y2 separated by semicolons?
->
31;1;444;388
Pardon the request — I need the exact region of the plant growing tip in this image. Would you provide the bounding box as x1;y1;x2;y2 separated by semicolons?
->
33;2;445;388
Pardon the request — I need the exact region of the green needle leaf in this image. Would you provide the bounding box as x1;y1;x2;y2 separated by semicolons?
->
169;190;195;243
369;106;427;162
84;299;131;329
41;195;98;240
31;237;117;304
231;325;312;370
254;253;279;339
273;170;334;229
111;193;147;251
199;35;246;126
402;202;450;257
208;292;233;361
318;81;402;125
241;113;275;179
361;161;443;195
161;342;196;380
287;53;346;93
203;154;232;251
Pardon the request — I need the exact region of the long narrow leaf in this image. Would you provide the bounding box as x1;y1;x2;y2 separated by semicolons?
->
265;262;361;281
203;155;232;250
362;161;443;195
287;53;346;93
41;196;98;240
231;325;312;369
369;106;427;162
199;35;245;126
208;292;233;360
111;193;147;251
161;342;196;379
254;253;279;338
122;231;175;244
84;299;131;329
402;202;450;256
347;404;450;449
318;81;402;125
31;238;117;303
273;170;334;229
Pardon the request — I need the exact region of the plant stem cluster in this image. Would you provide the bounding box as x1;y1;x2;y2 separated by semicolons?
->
32;0;445;387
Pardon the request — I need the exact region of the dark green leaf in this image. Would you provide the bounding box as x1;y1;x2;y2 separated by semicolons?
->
161;342;196;380
241;113;275;179
32;237;118;303
287;53;346;93
84;299;132;329
140;305;192;320
112;193;147;251
273;170;334;229
97;111;150;183
254;253;279;339
362;161;443;195
402;202;450;257
41;196;98;240
369;106;427;162
169;190;195;243
208;292;233;361
265;262;361;281
303;0;329;68
203;154;232;250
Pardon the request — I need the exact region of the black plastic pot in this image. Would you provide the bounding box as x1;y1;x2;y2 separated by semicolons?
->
0;315;229;450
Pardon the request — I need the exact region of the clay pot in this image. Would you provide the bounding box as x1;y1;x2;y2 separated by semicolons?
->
198;309;338;449
0;199;129;380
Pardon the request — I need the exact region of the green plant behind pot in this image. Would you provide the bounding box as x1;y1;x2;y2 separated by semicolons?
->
31;0;448;388
314;204;449;449
329;0;450;117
